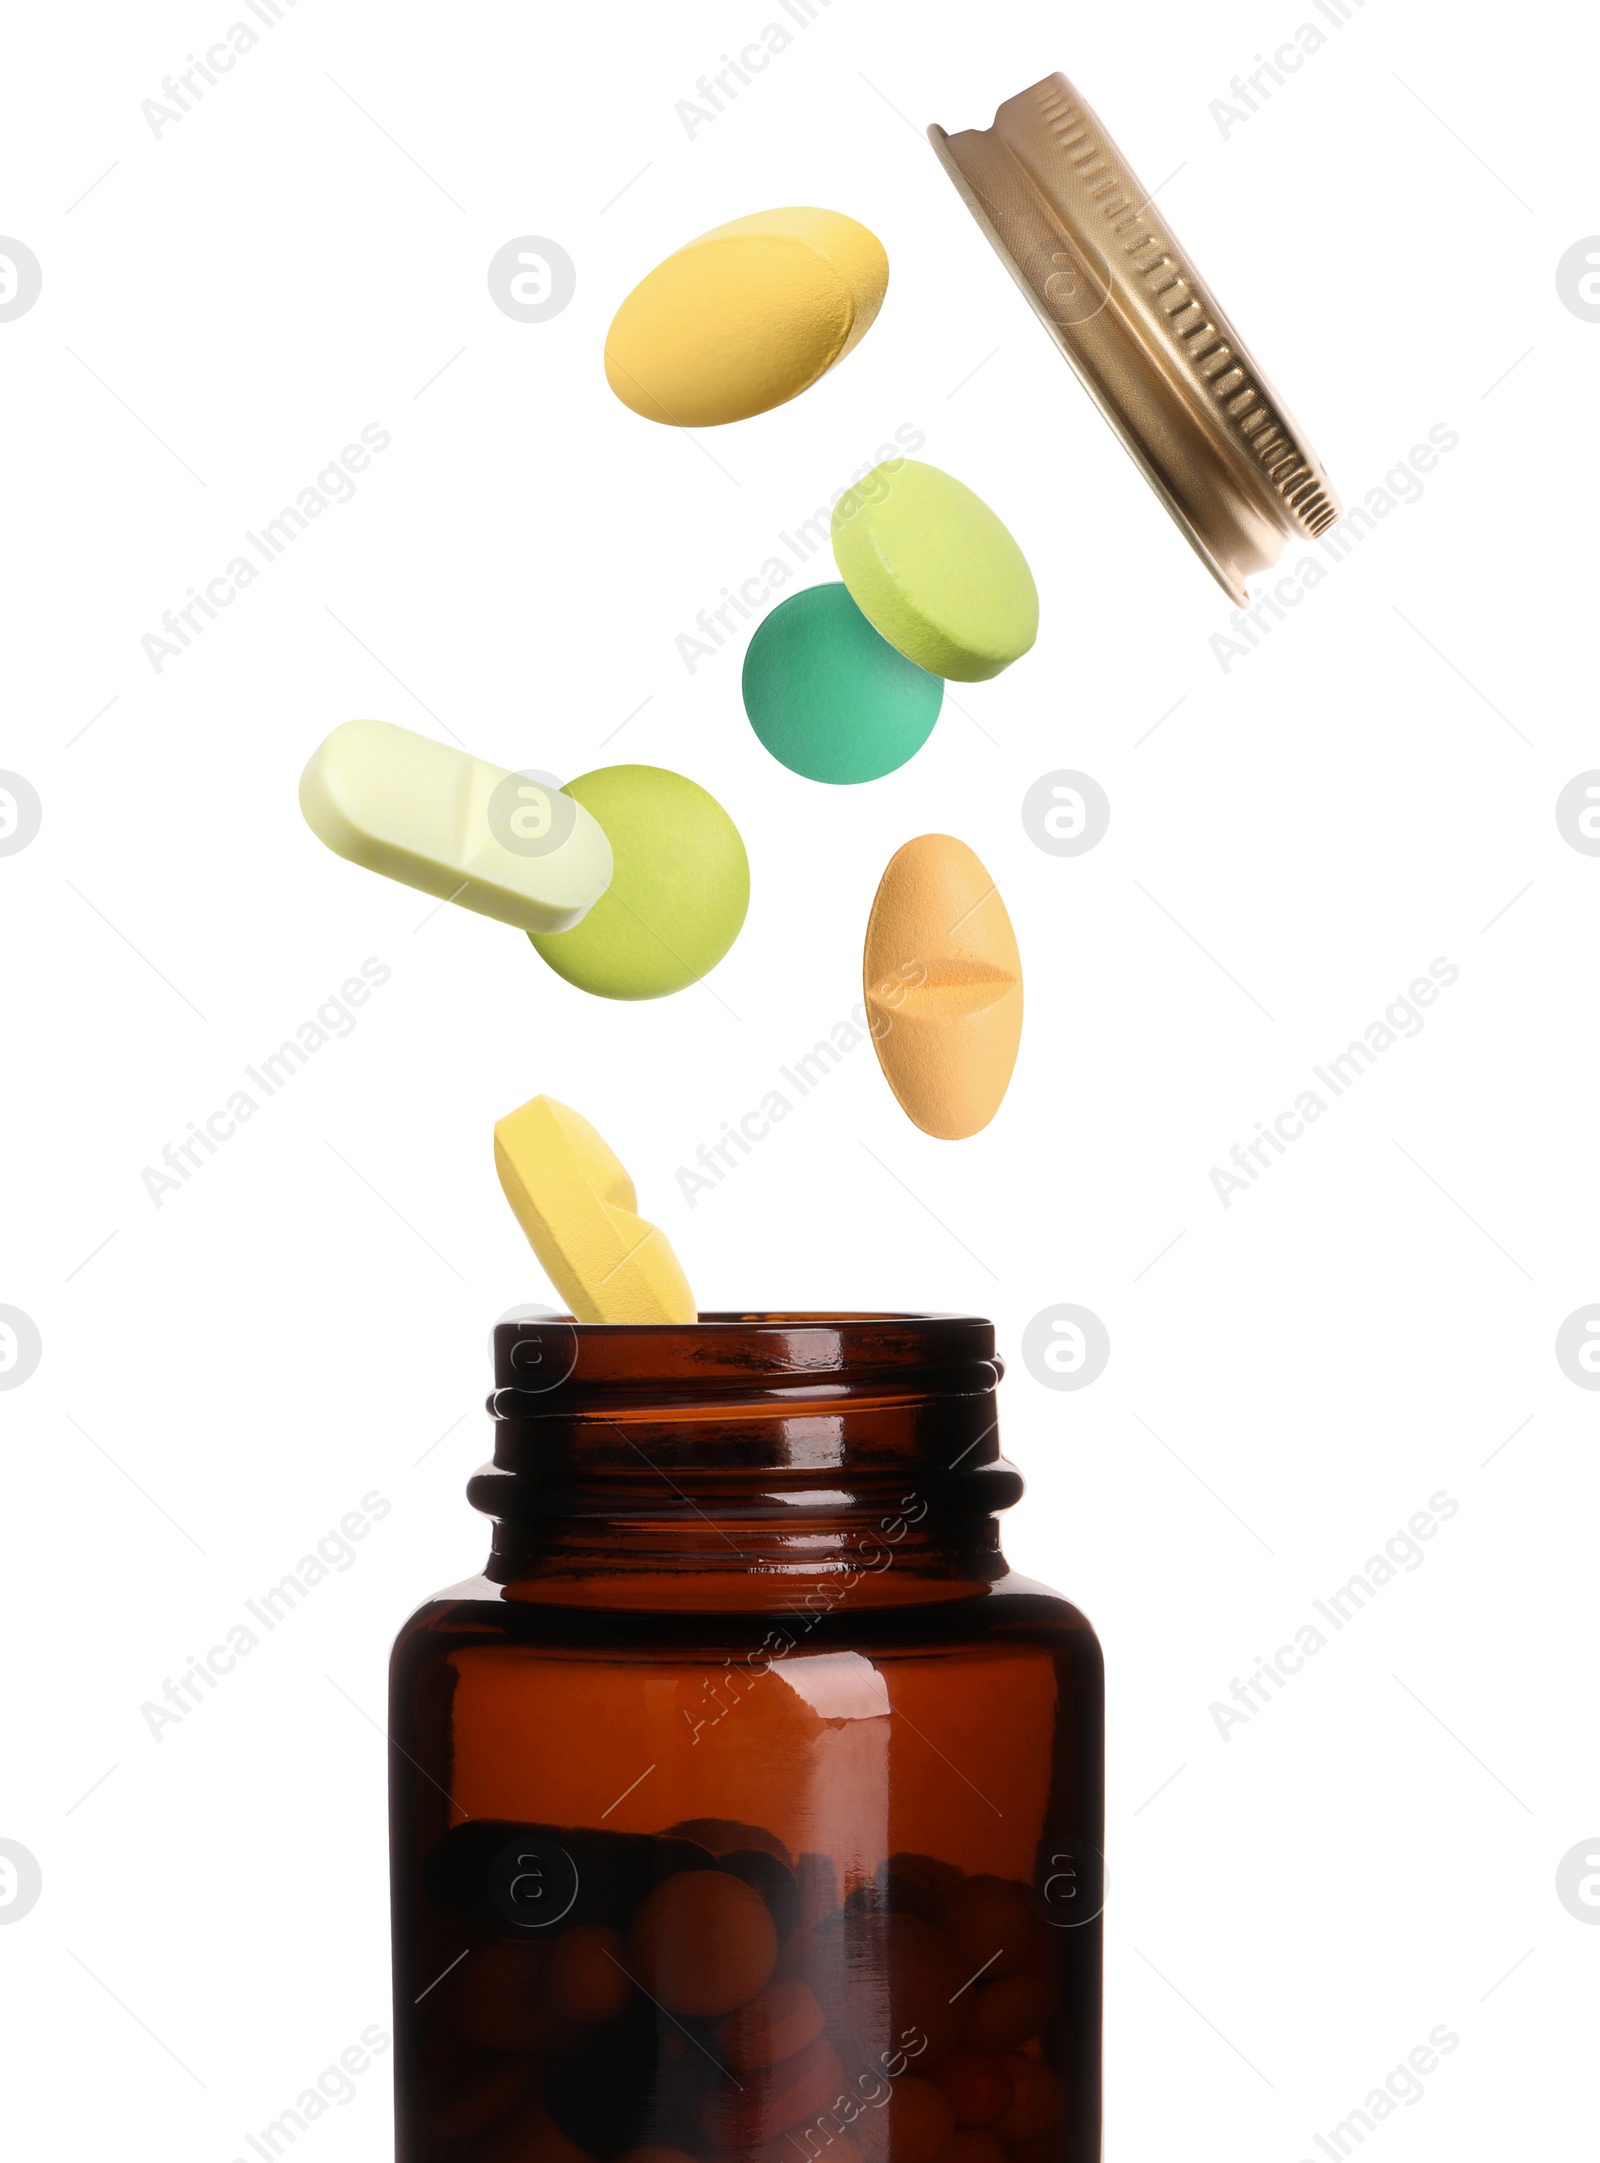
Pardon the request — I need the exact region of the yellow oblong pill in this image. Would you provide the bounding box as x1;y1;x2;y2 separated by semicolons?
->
604;208;888;428
863;837;1023;1141
493;1095;697;1325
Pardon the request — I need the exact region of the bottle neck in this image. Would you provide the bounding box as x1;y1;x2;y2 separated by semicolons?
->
469;1313;1020;1605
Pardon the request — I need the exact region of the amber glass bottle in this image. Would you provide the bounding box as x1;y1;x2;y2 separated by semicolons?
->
389;1314;1104;2163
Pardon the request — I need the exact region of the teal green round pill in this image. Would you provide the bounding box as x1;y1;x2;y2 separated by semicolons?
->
529;764;749;1000
741;583;944;784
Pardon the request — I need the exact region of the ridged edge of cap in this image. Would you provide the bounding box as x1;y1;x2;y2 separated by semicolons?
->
1020;76;1338;540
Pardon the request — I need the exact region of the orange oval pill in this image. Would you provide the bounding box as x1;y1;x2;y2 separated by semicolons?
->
962;1975;1060;2055
719;1976;826;2070
542;1923;632;2024
864;836;1022;1140
628;1868;778;2016
992;2056;1066;2143
931;2047;1014;2129
938;1878;1037;1981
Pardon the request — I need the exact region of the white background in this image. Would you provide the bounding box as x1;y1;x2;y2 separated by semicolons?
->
2;2;1596;2157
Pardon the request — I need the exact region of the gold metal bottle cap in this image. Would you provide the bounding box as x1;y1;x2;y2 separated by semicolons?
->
929;72;1340;604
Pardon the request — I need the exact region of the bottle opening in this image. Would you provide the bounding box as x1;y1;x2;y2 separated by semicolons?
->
471;1310;1020;1580
492;1310;1002;1403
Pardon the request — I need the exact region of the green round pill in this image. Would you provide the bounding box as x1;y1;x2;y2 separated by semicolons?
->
741;583;944;785
529;765;749;1001
831;458;1039;682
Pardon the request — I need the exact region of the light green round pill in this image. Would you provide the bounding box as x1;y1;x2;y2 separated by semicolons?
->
830;458;1039;682
529;765;749;1000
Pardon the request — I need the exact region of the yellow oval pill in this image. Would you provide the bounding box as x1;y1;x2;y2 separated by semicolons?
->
863;837;1023;1141
493;1095;697;1325
604;208;888;428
